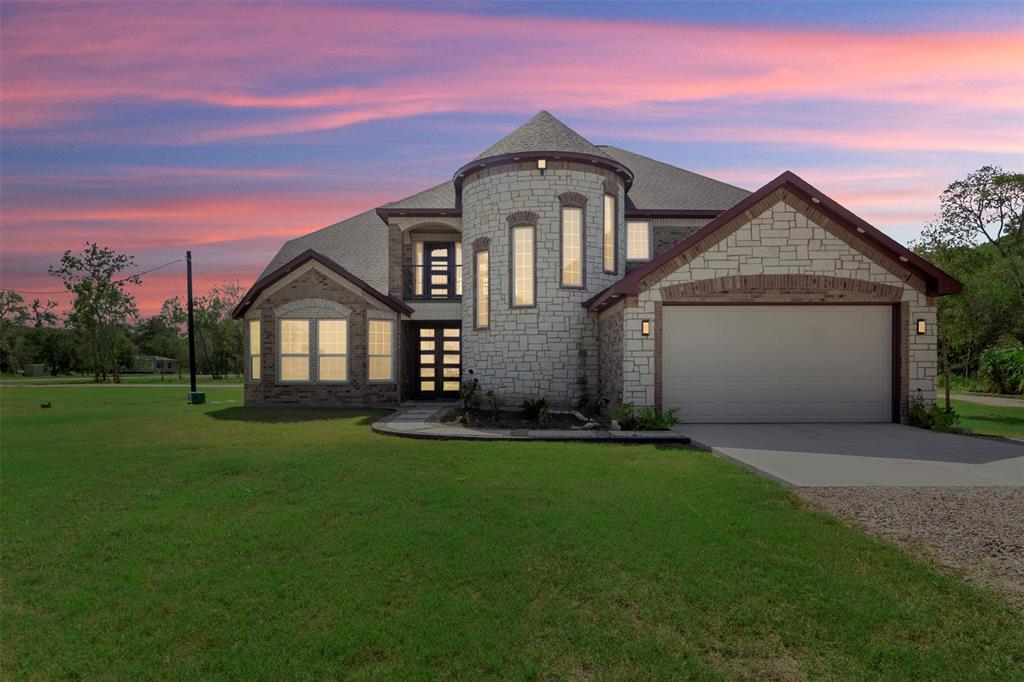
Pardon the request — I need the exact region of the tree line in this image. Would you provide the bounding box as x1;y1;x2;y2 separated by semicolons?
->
1;244;245;382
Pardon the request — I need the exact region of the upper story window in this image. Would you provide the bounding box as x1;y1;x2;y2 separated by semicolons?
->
603;194;617;274
368;319;395;382
247;319;261;381
279;319;310;382
475;249;490;328
409;241;461;300
511;224;535;307
561;206;583;288
626;221;651;261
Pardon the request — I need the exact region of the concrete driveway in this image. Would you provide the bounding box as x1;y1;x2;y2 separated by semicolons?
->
672;423;1024;486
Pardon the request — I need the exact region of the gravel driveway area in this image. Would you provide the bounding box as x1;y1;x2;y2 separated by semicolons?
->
799;486;1024;607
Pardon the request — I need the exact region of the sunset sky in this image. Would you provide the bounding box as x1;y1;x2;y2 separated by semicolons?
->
1;1;1021;314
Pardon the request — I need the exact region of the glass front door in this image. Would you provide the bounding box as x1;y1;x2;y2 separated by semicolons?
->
416;324;461;398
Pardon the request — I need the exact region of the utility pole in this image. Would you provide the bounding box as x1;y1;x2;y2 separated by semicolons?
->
186;250;202;403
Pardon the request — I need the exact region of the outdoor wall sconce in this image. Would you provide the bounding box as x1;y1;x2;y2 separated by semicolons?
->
537;158;546;175
641;320;651;337
916;319;927;335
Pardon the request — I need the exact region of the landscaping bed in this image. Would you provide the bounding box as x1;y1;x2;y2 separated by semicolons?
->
442;406;591;430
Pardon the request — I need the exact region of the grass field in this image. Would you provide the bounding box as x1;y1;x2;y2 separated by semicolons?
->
0;373;241;385
2;387;1022;679
942;398;1024;437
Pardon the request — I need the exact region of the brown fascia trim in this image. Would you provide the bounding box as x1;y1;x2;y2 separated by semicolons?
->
375;207;461;221
624;209;722;219
583;170;963;312
232;249;414;319
452;151;635;209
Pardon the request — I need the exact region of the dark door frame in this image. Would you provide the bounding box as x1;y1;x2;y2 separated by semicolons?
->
412;321;461;399
423;242;456;300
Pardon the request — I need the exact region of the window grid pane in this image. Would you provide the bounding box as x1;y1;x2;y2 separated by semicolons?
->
319;356;347;381
280;320;309;354
281;355;309;381
368;320;394;381
512;226;534;306
476;251;489;327
561;207;582;286
248;320;261;380
603;194;616;272
627;221;651;261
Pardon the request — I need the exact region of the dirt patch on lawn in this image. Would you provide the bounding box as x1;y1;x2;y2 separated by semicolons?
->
798;486;1024;609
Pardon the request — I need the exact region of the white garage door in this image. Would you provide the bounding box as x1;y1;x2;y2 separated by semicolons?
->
662;305;892;422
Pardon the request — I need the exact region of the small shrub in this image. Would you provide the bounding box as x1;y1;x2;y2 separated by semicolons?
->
537;404;553;428
612;402;680;430
459;371;479;410
485;389;499;420
906;390;960;432
521;398;548;421
978;345;1024;395
578;391;609;419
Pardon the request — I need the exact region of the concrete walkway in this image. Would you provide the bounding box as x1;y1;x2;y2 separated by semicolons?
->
373;402;690;443
672;423;1024;487
951;392;1023;408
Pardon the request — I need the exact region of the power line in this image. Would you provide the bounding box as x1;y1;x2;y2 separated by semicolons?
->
1;258;185;296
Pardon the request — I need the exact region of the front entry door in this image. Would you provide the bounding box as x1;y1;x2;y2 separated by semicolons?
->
415;324;461;398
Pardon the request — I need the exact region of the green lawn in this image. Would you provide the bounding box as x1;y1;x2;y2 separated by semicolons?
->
2;388;1021;679
942;398;1024;437
0;372;241;385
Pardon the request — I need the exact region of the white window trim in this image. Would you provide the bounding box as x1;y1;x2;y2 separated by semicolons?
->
626;220;652;262
367;317;397;384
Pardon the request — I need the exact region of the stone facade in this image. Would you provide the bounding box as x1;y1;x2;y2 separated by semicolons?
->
619;191;937;417
244;264;402;406
460;160;625;406
597;302;624;404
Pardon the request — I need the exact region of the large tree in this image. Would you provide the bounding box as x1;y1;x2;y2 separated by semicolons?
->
0;290;29;372
48;243;142;383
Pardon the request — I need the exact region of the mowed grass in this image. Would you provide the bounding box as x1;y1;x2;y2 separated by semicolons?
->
2;388;1022;680
942;398;1024;437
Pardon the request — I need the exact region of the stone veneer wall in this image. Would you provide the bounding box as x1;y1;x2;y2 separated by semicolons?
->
621;194;937;415
461;160;625;406
597;302;624;404
245;266;402;406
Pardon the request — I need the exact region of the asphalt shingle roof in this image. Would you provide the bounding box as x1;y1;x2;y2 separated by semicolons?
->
380;180;456;211
473;111;612;161
258;209;389;291
598;146;750;212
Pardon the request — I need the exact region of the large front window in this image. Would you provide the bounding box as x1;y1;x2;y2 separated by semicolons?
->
368;319;394;381
279;319;310;381
511;225;535;307
475;250;489;328
627;221;651;261
317;319;347;382
561;206;583;287
603;194;616;273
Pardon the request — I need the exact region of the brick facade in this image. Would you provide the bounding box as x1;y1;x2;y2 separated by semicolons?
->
597;302;624;404
244;265;402;406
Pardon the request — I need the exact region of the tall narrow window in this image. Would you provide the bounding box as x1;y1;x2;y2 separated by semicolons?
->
248;319;261;381
603;193;616;273
455;241;463;296
475;250;490;328
561;206;583;287
626;221;651;261
279;319;310;381
414;242;424;297
368;319;394;381
511;225;535;307
317;319;347;382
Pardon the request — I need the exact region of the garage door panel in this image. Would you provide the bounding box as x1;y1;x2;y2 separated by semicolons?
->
662;305;891;423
